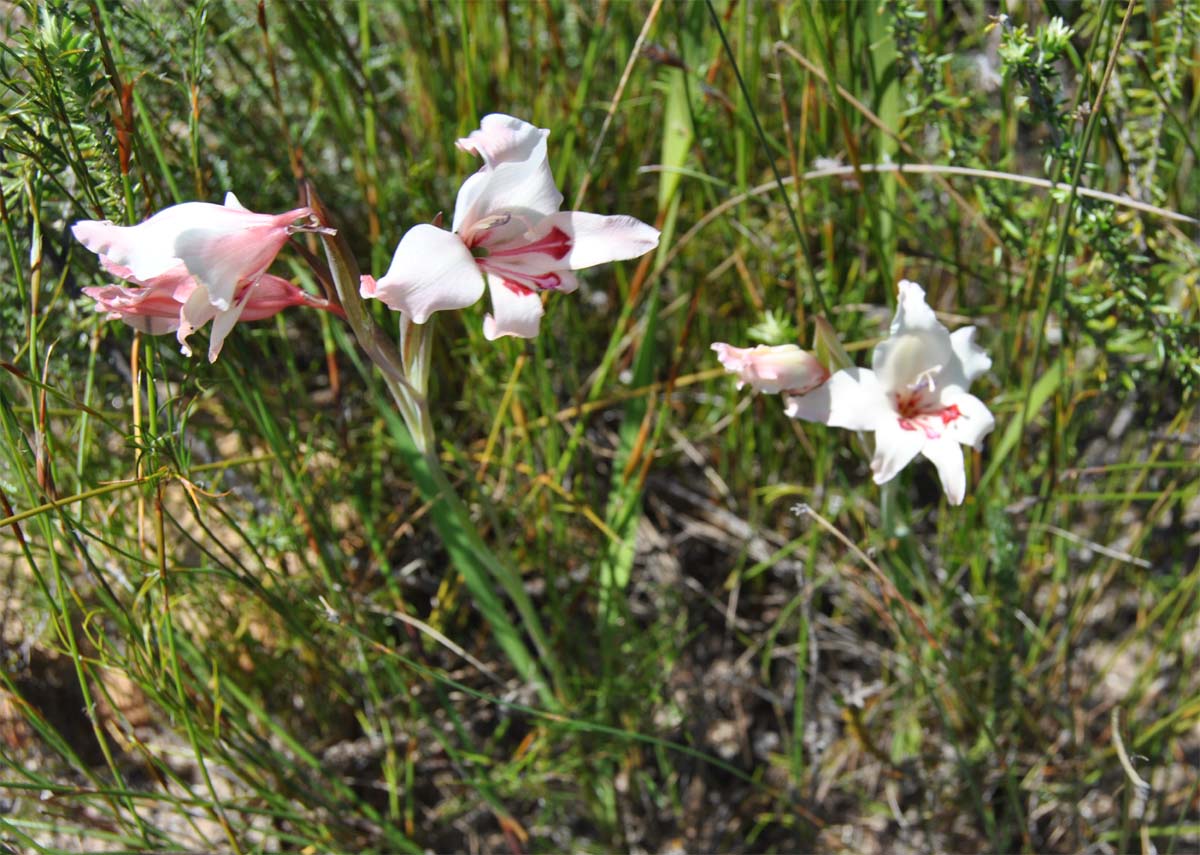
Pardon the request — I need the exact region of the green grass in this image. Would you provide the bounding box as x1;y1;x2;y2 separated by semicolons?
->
1;1;1198;852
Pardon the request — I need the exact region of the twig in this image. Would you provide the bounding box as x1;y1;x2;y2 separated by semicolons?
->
572;0;665;208
1111;708;1155;855
364;606;505;688
1036;523;1152;569
793;503;939;650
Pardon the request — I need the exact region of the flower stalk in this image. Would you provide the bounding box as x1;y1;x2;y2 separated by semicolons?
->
305;183;563;709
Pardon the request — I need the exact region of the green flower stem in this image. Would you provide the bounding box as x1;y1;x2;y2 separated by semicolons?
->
308;186;562;709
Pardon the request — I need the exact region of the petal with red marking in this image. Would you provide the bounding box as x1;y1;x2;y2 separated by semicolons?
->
483;274;544;340
942;390;995;449
536;211;660;270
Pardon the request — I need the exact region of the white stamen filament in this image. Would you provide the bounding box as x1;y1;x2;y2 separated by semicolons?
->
909;364;944;394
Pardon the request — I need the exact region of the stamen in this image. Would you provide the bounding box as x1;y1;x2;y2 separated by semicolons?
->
473;213;513;231
908;364;943;393
288;219;337;237
466;213;516;249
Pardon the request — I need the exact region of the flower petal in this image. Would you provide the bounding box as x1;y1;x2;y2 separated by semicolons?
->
239;275;328;321
870;419;926;485
172;209;303;310
483;274;544;340
712;343;753;390
536;211;659;269
365;224;485;323
451;117;562;236
891;280;944;335
785;367;891;431
871;328;954;394
223;191;250;211
207;294;251;363
72;205;207;281
82;263;199;335
83;285;183;334
456;114;548;169
871;280;955;391
921;438;967;505
453;157;564;235
177;287;221;358
949;326;991;385
943;390;996;449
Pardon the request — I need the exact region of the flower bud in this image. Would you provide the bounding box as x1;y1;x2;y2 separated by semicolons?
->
711;343;830;395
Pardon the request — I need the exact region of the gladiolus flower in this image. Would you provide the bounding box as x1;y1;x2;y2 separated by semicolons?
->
361;113;660;339
72;193;330;360
83;270;335;361
711;343;830;395
786;280;994;505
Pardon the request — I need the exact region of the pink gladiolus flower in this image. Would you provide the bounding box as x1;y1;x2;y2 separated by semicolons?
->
73;192;329;360
83;271;335;361
786;280;994;505
361;114;660;339
711;343;830;395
